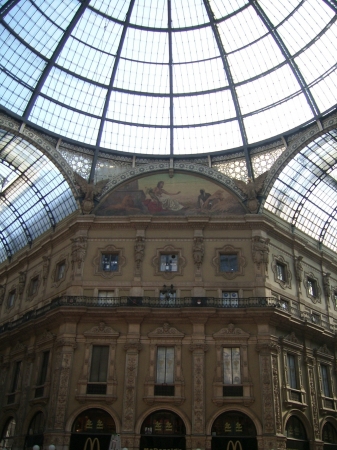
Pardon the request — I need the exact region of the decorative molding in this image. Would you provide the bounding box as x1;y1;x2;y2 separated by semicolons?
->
213;324;249;338
304;272;322;304
212;244;246;280
51;254;69;288
272;354;282;434
271;254;292;289
151;244;186;280
84;322;120;338
148;323;184;338
92;244;125;279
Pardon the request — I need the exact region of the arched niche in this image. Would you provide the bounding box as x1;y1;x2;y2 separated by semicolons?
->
140;410;186;450
285;416;309;450
323;422;337;450
0;417;16;450
211;411;257;450
24;411;45;450
69;408;116;450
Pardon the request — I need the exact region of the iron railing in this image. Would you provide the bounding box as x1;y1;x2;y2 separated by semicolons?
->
0;295;335;334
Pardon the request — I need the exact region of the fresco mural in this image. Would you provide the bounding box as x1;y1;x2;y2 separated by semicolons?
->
95;173;246;216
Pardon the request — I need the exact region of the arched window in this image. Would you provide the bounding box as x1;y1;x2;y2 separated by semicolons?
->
72;409;116;434
25;412;45;450
286;416;309;450
140;410;186;450
323;422;337;450
0;417;16;450
211;411;257;450
69;409;116;450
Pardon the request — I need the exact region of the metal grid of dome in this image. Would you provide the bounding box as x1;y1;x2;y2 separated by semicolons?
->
0;0;336;156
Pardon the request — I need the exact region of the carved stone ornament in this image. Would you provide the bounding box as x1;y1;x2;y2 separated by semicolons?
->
252;236;269;272
74;172;109;214
148;322;184;338
232;171;269;213
212;244;246;280
213;323;249;337
314;344;332;357
134;236;145;275
18;271;26;295
84;322;119;338
37;330;55;346
192;236;204;270
11;341;27;356
282;331;300;345
71;236;87;273
93;244;125;279
295;256;304;283
271;254;292;289
151;244;186;280
42;255;51;284
323;272;331;298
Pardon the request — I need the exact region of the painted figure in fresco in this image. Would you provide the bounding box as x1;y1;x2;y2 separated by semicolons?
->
197;189;211;209
144;181;184;212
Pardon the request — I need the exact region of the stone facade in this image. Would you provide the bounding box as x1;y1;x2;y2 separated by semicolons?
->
0;172;337;450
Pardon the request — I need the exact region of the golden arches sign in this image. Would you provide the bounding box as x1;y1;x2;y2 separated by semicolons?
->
83;437;100;450
226;440;243;450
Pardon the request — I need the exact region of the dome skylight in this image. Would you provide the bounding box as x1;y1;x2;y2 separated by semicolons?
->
0;0;336;155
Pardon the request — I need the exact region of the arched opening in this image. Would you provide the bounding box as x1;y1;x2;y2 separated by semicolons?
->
140;410;186;450
0;417;16;450
211;411;257;450
69;408;116;450
286;416;309;450
24;412;45;449
323;422;337;450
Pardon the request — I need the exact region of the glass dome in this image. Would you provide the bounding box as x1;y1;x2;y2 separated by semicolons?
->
0;0;336;155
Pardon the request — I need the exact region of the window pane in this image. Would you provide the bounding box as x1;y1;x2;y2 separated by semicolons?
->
38;351;50;386
160;255;178;272
156;347;174;384
287;354;298;389
220;254;238;272
223;348;241;385
90;346;109;382
321;365;331;397
101;254;119;271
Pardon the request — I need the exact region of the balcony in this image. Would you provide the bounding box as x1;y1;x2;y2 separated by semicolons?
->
0;296;335;334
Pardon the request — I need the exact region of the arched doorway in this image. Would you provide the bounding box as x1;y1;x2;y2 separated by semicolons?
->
0;417;16;450
69;408;116;450
285;416;309;450
24;412;45;449
323;422;337;450
211;411;257;450
140;410;186;450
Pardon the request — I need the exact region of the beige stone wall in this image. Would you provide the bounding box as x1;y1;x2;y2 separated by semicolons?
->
0;211;337;450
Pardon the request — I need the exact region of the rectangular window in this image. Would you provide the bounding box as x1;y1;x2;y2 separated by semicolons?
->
156;347;174;384
276;262;286;281
160;255;178;272
7;290;16;308
56;261;66;281
334;292;337;308
35;351;50;398
11;361;21;393
222;291;239;307
321;364;332;397
307;278;317;297
87;346;109;395
287;354;298;389
29;276;39;296
101;254;119;272
223;348;241;385
220;254;238;272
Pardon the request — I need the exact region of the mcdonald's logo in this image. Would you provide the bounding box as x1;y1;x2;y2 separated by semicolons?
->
226;440;243;450
84;437;100;450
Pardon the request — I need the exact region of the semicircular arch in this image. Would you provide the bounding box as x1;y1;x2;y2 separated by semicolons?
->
206;406;262;436
135;406;191;436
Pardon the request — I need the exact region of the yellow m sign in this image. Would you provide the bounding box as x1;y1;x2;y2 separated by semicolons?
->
226;440;243;450
83;437;100;450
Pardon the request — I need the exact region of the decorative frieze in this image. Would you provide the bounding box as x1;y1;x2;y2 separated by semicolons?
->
189;343;208;434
